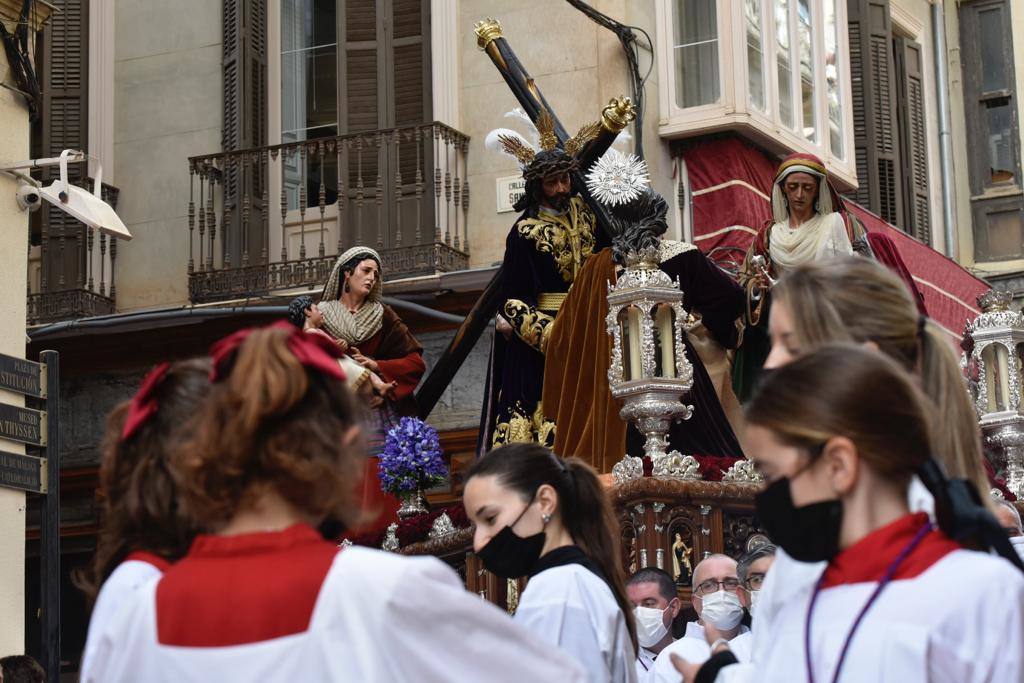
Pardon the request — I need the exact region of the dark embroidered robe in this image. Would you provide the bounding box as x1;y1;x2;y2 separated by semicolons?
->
479;197;598;450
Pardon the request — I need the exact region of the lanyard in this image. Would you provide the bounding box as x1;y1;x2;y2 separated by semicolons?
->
804;521;933;683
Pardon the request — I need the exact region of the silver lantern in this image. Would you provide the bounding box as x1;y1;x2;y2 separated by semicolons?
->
965;289;1024;497
607;246;701;481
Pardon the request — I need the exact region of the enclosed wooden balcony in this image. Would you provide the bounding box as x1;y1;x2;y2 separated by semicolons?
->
186;122;471;304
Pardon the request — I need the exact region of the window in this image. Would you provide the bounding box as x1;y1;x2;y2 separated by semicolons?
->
281;0;338;209
774;0;795;128
659;0;853;182
845;0;931;242
796;0;816;141
745;0;766;112
959;0;1023;261
673;0;719;108
823;0;843;159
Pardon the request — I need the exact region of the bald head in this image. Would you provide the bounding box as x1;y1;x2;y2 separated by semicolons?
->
692;554;737;588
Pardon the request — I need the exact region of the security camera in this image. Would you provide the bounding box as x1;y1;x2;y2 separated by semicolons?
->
16;183;41;212
1;149;132;240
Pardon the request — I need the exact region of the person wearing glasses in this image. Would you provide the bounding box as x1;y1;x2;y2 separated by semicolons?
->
649;555;748;683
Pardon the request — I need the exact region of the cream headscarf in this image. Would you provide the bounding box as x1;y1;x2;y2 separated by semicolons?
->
319;246;385;345
769;163;852;272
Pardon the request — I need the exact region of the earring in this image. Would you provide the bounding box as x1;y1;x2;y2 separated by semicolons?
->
542;512;552;524
343;281;350;293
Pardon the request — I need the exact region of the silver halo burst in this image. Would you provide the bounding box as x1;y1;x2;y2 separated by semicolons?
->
586;149;650;206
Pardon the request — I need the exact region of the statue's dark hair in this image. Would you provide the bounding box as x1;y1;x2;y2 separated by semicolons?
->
287;295;314;328
609;189;669;264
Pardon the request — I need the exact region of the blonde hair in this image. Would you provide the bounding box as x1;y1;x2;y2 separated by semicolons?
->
773;257;991;505
748;345;934;491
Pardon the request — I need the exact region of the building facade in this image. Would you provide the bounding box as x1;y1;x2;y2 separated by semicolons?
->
19;0;1024;671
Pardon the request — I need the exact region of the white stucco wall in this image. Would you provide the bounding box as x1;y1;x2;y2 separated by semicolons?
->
112;0;222;310
0;53;30;655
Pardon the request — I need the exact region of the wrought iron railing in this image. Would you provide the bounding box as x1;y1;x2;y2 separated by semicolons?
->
186;122;471;304
27;180;121;325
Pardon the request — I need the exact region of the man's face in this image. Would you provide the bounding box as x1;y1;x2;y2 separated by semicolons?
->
305;303;324;328
691;556;741;616
628;581;680;629
540;172;572;211
782;172;819;217
740;555;775;608
345;259;379;299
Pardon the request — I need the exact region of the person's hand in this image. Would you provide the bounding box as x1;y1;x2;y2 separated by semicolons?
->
368;394;385;409
670;654;701;683
350;348;380;373
335;338;349;353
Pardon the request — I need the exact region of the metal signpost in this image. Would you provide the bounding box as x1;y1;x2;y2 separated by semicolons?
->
0;350;59;683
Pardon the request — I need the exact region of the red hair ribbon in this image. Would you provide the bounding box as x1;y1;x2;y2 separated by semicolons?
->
120;362;171;442
209;320;347;384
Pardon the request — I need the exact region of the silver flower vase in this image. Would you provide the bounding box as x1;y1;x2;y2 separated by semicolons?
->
397;489;428;518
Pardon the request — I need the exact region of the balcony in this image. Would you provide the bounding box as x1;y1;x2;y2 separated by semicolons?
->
186;122;471;304
27;180;123;326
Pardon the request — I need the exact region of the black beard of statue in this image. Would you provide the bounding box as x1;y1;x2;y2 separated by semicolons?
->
544;192;571;212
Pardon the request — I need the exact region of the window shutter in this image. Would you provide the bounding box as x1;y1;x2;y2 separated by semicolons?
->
222;0;268;267
846;0;902;225
39;0;89;293
894;37;931;244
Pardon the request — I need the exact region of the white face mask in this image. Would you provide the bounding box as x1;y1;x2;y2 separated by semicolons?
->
700;589;744;630
748;589;761;617
634;605;670;648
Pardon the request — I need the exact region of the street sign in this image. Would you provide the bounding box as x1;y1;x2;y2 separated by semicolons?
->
0;450;46;493
496;175;526;213
0;353;45;398
0;402;47;446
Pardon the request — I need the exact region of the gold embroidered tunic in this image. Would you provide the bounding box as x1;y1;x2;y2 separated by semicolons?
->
486;196;597;448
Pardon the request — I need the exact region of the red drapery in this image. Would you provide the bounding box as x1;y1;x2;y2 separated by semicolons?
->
680;137;988;339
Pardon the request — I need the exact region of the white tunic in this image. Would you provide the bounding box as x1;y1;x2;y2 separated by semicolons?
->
515;563;638;683
79;558;164;677
83;545;586;682
713;548;1024;682
634;646;656;682
649;624;750;683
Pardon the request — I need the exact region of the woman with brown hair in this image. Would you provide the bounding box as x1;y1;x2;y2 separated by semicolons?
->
83;324;586;683
78;358;210;676
676;346;1024;682
762;256;993;509
463;444;638;682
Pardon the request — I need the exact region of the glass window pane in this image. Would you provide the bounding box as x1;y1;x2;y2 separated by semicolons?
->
775;0;794;128
797;0;816;141
746;0;765;112
282;0;338;211
673;0;720;108
975;207;1024;261
979;7;1007;93
824;0;843;158
986;102;1017;184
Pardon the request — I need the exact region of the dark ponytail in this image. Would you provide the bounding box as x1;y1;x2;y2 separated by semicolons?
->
467;444;638;652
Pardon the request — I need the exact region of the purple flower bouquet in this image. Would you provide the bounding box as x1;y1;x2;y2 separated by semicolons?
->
377;417;447;497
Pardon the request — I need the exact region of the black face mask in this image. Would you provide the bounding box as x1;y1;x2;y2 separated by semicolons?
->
755;476;843;563
476;494;546;579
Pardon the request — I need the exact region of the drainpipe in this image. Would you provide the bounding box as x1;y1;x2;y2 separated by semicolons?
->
933;1;957;259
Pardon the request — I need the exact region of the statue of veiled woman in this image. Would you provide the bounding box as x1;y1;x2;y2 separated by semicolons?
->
319;246;426;529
